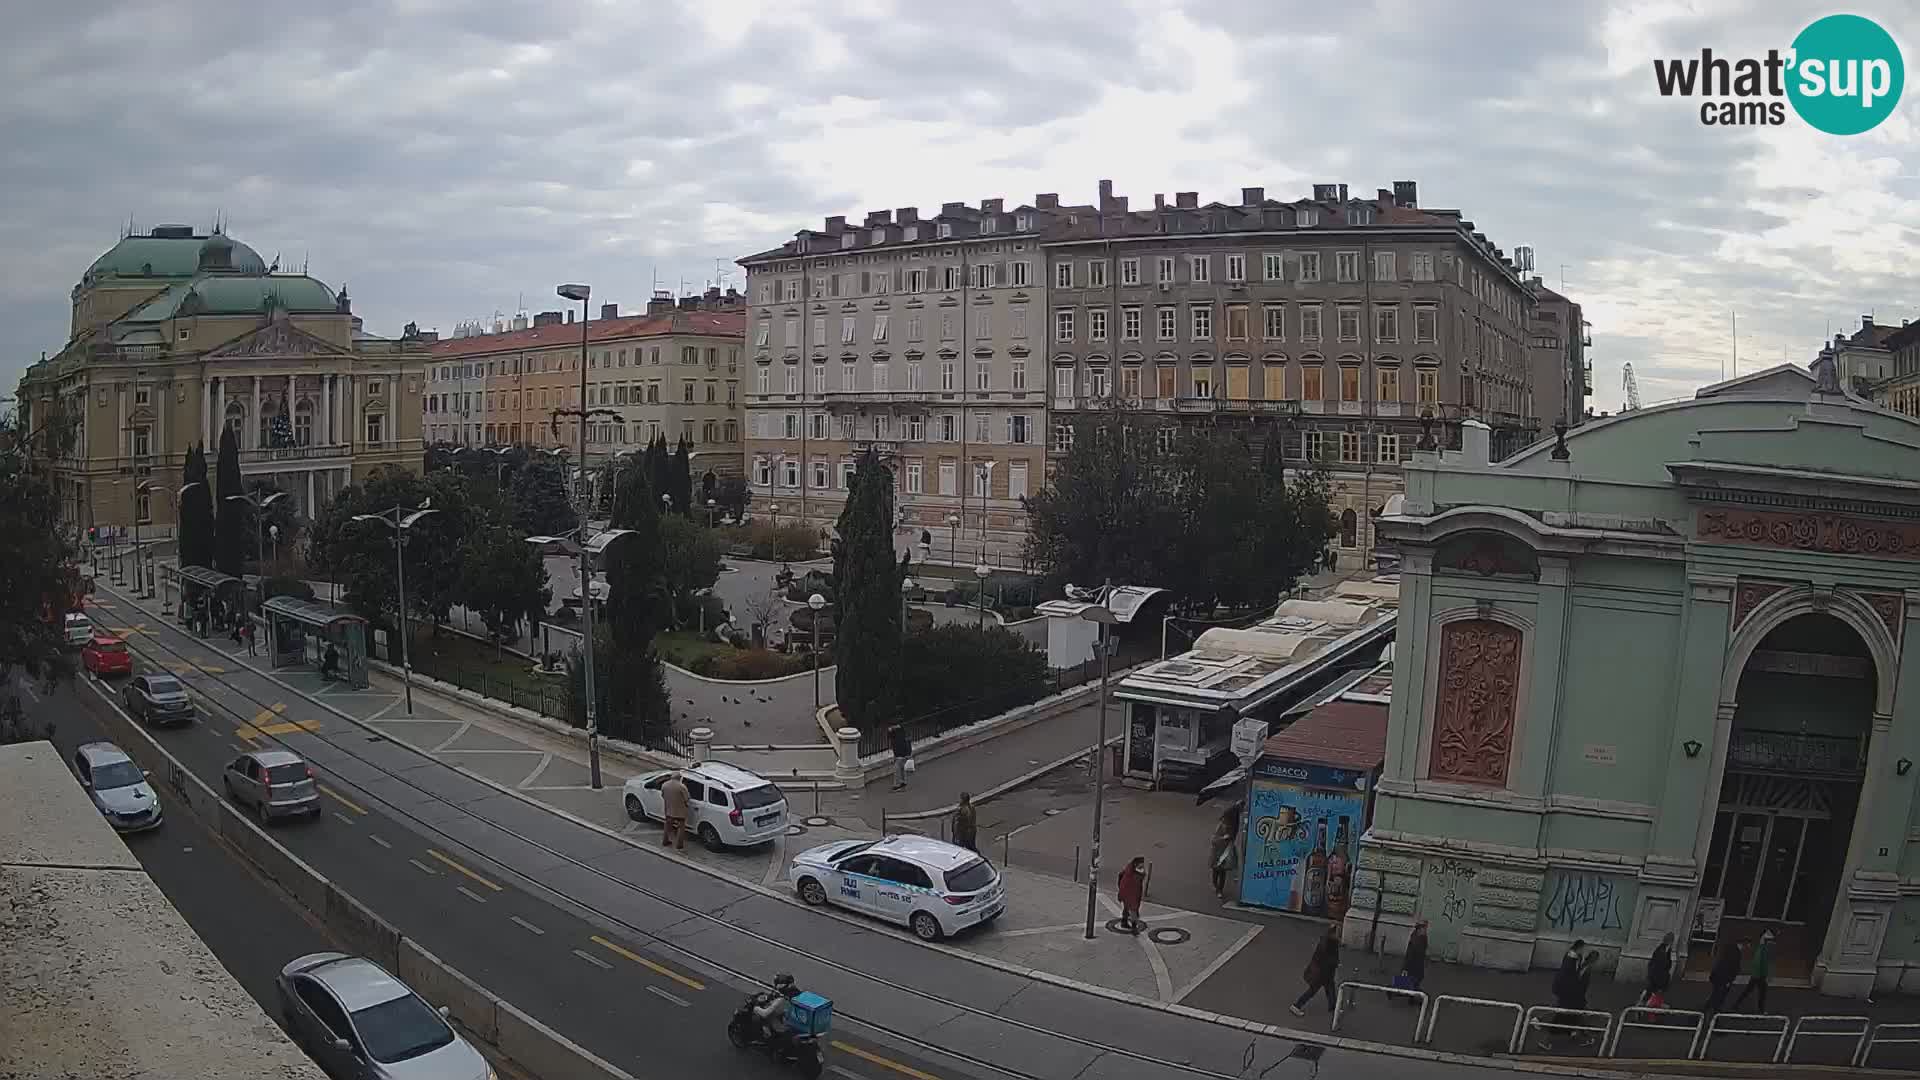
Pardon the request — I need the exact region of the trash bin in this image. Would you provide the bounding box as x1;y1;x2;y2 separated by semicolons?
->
1110;744;1125;778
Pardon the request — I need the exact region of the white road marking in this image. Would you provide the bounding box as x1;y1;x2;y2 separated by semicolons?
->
330;811;356;826
429;721;473;753
228;742;247;752
369;835;393;849
645;985;690;1008
409;858;439;875
572;949;613;970
456;885;487;904
510;916;545;936
517;752;555;789
366;699;404;722
829;1066;877;1080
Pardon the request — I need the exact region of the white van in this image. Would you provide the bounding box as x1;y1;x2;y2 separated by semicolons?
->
64;612;92;648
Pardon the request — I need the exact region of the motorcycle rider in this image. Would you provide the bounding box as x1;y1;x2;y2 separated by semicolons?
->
754;973;801;1045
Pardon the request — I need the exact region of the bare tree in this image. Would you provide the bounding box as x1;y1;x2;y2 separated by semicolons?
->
741;585;783;648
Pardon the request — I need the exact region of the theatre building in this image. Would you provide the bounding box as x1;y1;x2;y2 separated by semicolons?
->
1349;362;1920;997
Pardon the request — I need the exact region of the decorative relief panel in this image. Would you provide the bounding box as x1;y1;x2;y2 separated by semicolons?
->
1436;532;1540;580
1857;590;1904;644
1476;868;1547;894
1473;903;1541;932
1699;507;1920;562
1732;579;1790;631
1428;619;1523;787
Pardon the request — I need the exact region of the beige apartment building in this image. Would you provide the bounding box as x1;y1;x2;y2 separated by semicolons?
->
1044;180;1547;570
1869;318;1919;418
738;196;1086;565
16;225;428;533
426;293;744;479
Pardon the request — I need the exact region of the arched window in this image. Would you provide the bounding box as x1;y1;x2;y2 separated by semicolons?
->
1340;507;1357;547
294;398;314;446
223;400;245;439
258;398;278;447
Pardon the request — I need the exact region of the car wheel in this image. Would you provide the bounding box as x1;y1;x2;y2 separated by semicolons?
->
910;911;944;942
797;877;827;906
698;823;724;852
624;795;645;821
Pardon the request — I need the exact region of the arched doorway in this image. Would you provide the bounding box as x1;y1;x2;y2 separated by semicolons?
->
1708;612;1875;980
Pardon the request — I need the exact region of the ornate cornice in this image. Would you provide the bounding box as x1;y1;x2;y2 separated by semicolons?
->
1697;506;1920;561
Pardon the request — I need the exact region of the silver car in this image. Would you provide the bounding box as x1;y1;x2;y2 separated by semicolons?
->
122;673;195;726
223;748;322;824
276;952;492;1080
73;741;162;833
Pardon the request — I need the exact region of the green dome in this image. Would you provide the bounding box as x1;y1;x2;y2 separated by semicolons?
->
85;229;268;281
123;274;340;322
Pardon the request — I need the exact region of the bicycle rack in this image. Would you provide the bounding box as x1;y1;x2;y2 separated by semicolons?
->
1698;1012;1789;1064
1331;981;1428;1040
1783;1015;1870;1066
1418;993;1524;1054
1521;1005;1612;1057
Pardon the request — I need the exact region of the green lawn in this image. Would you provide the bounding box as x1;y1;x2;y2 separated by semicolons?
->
655;630;736;669
407;624;555;701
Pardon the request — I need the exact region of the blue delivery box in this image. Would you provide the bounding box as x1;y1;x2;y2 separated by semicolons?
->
786;991;833;1037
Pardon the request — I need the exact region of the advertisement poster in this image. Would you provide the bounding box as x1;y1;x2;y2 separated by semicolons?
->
1239;762;1368;917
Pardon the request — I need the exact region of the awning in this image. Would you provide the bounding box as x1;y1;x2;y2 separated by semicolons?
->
263;596;368;630
177;565;240;590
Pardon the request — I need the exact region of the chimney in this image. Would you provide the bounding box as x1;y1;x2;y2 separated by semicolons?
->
1312;183;1340;202
940;201;965;216
1154;193;1166;210
981;197;1003;214
1112;195;1128;213
600;303;618;320
1863;314;1875;330
679;297;698;311
1098;179;1113;204
1393;180;1418;208
824;214;847;232
896;206;918;224
1460;419;1492;466
1035;193;1059;209
533;311;562;328
1377;188;1394;203
865;209;893;227
648;289;674;316
1241;186;1264;206
566;310;574;324
1176;192;1198;209
1338;183;1349;201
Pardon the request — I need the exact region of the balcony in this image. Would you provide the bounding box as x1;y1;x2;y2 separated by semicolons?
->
1174;397;1219;413
1727;729;1865;779
238;443;351;466
817;390;930;408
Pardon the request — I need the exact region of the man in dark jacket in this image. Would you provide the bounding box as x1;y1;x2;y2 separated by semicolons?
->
1289;923;1342;1017
1640;932;1675;1007
952;792;977;851
1399;920;1430;996
889;724;913;790
1703;937;1744;1015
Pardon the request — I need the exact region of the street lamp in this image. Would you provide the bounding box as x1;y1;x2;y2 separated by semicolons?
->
947;513;960;566
225;490;289;573
770;503;781;531
661;491;672;515
901;576;915;629
974;562;990;627
131;479;158;596
808;592;827;711
269;523;281;566
351;501;438;716
706;497;717;530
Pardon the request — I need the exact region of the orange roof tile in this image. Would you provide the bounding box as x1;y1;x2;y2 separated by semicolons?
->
430;312;743;358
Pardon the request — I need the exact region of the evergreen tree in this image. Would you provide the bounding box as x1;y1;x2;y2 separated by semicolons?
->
508;459;577;538
670;434;693;516
0;407;80;686
599;463;670;738
178;443;214;569
646;434;672;512
269;410;295;448
459;520;551;653
832;450;904;732
213;426;245;576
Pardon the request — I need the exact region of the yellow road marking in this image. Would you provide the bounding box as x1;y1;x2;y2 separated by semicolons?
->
831;1041;941;1080
427;849;502;892
233;703;293;739
253;703;287;724
320;784;367;815
254;718;322;737
590;934;705;992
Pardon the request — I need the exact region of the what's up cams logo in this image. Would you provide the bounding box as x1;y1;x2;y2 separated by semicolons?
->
1653;14;1904;134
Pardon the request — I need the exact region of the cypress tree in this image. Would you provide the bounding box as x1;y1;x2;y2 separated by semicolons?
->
213;426;245;576
178;443;214;569
832;450;903;731
670;434;693;516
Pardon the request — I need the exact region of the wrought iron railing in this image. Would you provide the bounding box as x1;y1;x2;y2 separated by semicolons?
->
1727;729;1865;777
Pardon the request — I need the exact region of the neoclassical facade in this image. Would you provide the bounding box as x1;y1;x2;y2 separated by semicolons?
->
1350;363;1920;997
17;225;428;532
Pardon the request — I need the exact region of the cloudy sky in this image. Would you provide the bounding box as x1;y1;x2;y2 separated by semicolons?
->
3;0;1915;410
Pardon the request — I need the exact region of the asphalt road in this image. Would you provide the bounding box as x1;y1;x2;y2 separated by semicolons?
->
85;576;1567;1080
56;637;979;1080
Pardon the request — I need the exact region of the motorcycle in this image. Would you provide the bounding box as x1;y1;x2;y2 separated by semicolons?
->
727;992;824;1079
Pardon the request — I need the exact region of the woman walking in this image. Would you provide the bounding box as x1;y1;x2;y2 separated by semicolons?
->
1117;857;1147;931
1209;815;1238;900
1639;932;1674;1008
1289;923;1342;1017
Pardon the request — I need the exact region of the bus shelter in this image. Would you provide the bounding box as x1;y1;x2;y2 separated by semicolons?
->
168;565;244;638
262;596;369;689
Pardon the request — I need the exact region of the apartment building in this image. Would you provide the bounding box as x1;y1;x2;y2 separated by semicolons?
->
738;196;1086;564
1527;280;1589;427
1869;318;1920;418
425;291;744;476
1043;180;1544;569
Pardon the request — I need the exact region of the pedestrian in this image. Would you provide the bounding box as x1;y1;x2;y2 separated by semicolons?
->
1117;857;1147;931
1703;936;1743;1015
1639;932;1674;1008
659;771;690;851
1396;919;1430;999
241;620;256;656
889;724;913;790
951;792;977;852
1541;940;1590;1049
1731;929;1773;1013
1209;814;1238;900
1289;923;1341;1017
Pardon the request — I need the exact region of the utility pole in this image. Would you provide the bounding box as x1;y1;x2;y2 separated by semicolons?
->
555;284;622;789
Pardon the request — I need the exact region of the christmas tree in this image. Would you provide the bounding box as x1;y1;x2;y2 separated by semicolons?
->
270;411;295;448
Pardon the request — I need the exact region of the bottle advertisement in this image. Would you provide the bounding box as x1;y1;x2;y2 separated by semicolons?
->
1239;761;1368;915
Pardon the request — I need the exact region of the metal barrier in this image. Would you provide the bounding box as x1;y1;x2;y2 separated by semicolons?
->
1521;1005;1613;1056
1418;994;1523;1053
1859;1022;1920;1068
1603;1005;1706;1060
1784;1015;1870;1065
1331;982;1428;1039
1698;1011;1789;1063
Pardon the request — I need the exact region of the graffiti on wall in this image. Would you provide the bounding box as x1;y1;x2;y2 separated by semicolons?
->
1431;859;1478;925
1541;870;1636;942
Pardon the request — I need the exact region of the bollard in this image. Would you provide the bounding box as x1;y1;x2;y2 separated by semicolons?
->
833;726;862;783
881;809;889;837
1002;833;1009;867
812;782;820;817
689;727;713;762
1074;844;1081;883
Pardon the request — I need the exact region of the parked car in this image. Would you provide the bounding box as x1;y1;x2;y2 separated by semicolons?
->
222;749;321;823
789;835;1004;941
621;761;788;850
63;612;93;648
81;633;132;677
276;952;492;1080
72;741;162;833
121;673;194;727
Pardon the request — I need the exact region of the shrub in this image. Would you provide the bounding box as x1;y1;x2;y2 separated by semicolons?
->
783;569;836;604
687;648;814;680
740;521;820;561
897;624;1047;724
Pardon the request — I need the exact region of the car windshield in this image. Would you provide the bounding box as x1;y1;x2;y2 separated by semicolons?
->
266;763;309;784
90;761;144;789
735;783;784;811
95;641;128;654
350;994;455;1063
146;677;182;695
945;858;997;894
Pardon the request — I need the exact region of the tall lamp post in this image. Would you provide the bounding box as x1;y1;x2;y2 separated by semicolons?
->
947;513;960;567
974;562;990;627
901;576;915;629
705;498;717;529
131;479;158;596
225;490;289;574
808;593;827;711
351;501;438;716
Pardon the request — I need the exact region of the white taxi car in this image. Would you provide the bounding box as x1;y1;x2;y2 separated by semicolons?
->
789;835;1004;941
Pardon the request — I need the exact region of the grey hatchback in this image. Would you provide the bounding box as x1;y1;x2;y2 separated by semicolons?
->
122;673;194;726
223;749;321;823
277;952;492;1080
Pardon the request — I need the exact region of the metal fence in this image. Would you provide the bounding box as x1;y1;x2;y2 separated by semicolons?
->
854;657;1109;759
406;654;687;757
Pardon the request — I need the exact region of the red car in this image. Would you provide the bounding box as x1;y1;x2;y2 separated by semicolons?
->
82;634;133;678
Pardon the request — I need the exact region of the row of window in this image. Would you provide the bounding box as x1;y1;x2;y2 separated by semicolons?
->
755;309;1033;349
1046;422;1403;464
1050;362;1441;405
748;411;1035;446
746;355;1445;401
753;358;1029;395
426;381;739;414
583;419;737;446
432;346;743;381
1051;301;1443;346
752;455;1032;500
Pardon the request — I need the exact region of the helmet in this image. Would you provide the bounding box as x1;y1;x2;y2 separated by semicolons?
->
771;973;796;995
